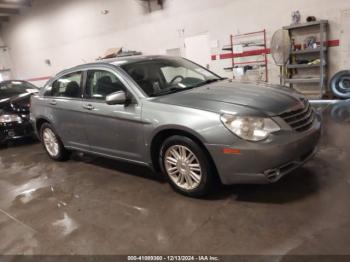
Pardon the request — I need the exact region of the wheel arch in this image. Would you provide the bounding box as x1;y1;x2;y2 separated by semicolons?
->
149;127;218;177
35;117;52;139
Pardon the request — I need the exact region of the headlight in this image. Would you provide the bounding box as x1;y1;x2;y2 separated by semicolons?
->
220;114;280;141
0;114;22;123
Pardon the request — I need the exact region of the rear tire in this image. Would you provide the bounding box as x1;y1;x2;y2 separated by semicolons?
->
40;123;70;161
159;135;215;198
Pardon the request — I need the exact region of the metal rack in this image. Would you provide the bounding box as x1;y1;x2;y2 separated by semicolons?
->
222;30;268;82
283;20;328;98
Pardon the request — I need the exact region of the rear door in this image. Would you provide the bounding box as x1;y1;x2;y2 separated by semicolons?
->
81;68;145;162
43;71;89;150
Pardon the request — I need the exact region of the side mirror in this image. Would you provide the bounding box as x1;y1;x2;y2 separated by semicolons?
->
106;91;127;105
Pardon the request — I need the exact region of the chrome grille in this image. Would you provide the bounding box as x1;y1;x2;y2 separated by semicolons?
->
279;101;315;132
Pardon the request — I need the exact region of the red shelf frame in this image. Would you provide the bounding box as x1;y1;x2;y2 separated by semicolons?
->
229;29;269;82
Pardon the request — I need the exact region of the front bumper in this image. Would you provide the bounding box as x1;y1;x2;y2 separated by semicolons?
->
0;121;34;143
206;113;322;185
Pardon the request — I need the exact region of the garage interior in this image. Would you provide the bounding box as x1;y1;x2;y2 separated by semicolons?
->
1;0;350;258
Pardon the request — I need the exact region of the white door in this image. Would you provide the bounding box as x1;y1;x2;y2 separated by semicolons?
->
184;33;211;69
166;48;181;57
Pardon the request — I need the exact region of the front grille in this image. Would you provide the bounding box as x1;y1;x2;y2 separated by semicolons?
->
279;101;315;132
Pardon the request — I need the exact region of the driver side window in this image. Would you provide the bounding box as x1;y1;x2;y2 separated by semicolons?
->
85;70;126;100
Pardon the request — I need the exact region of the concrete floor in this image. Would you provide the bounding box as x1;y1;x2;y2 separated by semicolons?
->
0;101;350;255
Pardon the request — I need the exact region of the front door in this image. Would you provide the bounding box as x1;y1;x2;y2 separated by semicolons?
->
82;69;145;162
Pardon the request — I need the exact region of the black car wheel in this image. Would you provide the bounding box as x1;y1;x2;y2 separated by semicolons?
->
159;135;216;197
330;70;350;99
40;123;70;161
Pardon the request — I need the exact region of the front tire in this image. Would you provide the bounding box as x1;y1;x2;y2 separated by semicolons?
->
40;123;70;161
159;135;215;197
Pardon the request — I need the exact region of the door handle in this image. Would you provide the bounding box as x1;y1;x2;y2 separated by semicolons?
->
83;104;95;110
49;99;57;105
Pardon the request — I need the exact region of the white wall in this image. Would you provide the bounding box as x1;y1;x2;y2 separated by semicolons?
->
1;0;350;86
0;36;12;81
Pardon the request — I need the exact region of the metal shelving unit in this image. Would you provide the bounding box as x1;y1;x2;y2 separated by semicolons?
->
285;78;322;84
283;20;328;98
286;63;326;69
291;47;327;55
223;30;268;82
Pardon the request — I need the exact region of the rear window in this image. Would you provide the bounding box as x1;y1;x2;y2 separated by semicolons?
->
0;81;38;97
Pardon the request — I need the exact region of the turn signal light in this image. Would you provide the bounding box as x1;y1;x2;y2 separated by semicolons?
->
223;148;241;155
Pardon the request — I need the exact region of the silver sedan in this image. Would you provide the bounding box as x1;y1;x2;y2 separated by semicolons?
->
31;56;321;197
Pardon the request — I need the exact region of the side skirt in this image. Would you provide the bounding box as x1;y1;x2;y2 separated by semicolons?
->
65;146;152;167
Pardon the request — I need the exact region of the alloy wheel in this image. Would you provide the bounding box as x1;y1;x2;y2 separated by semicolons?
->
43;128;59;157
164;145;202;190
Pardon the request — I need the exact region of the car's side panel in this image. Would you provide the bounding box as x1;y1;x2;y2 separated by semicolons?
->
82;101;146;162
48;98;90;149
141;100;238;165
31;96;90;150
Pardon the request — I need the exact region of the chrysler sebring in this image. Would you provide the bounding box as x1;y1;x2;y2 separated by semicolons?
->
30;56;321;197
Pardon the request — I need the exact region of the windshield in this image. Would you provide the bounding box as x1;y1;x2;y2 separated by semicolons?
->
0;81;38;98
121;57;222;97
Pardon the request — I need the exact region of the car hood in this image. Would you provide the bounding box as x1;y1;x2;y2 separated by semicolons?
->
152;81;306;116
0;92;33;114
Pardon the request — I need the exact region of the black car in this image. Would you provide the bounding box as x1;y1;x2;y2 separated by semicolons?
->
0;80;39;144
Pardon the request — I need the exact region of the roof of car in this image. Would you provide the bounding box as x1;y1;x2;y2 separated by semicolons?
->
0;80;30;83
0;80;36;86
56;55;177;77
102;55;170;65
